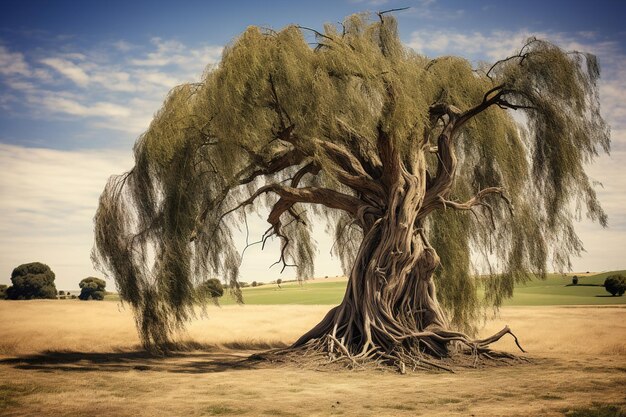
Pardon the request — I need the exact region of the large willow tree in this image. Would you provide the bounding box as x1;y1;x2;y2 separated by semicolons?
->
93;13;609;368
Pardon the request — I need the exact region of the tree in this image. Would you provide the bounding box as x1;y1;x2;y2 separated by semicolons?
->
604;275;626;296
79;277;107;300
6;262;57;300
196;278;225;305
0;284;7;299
252;281;258;287
572;276;578;285
276;279;282;289
93;12;609;366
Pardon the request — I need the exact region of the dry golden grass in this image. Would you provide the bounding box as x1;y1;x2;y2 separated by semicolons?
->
0;301;625;416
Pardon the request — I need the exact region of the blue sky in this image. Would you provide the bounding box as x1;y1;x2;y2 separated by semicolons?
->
1;0;625;289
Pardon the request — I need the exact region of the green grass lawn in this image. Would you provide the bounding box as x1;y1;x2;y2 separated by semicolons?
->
498;271;626;306
105;270;626;306
218;280;347;305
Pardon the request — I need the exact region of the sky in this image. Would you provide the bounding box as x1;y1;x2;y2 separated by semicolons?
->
1;0;625;290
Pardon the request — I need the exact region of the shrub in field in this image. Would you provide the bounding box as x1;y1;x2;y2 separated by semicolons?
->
604;275;626;296
6;262;57;300
79;277;107;300
197;278;224;300
572;276;578;285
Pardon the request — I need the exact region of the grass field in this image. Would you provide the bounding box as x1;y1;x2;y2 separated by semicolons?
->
0;301;624;416
121;270;625;306
3;270;625;416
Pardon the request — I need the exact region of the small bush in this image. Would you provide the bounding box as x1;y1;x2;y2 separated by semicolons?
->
251;281;257;287
0;284;7;299
572;276;578;285
604;275;626;296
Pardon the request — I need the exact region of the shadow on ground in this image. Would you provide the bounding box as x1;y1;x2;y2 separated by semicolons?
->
0;343;278;374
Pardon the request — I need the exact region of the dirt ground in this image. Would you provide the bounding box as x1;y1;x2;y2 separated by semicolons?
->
0;301;624;416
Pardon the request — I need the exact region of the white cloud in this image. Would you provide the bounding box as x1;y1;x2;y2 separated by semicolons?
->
0;45;31;76
130;38;222;70
1;37;223;136
40;96;131;118
40;57;90;86
407;29;535;60
139;71;182;87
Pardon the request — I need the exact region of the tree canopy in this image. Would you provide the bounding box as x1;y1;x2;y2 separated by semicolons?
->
79;277;107;300
196;278;224;301
93;12;609;356
6;262;57;300
604;275;625;296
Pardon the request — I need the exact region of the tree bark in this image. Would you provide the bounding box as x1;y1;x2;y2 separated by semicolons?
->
289;131;524;369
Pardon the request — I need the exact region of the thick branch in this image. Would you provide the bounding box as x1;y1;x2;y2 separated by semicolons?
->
228;183;363;220
334;118;383;178
313;138;386;203
418;186;513;225
420;104;460;212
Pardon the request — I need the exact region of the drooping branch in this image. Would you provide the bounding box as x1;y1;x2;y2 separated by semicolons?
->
190;144;305;241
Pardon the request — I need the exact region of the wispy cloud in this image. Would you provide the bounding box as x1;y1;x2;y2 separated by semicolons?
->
41;57;90;86
0;38;223;137
0;44;31;76
130;37;222;68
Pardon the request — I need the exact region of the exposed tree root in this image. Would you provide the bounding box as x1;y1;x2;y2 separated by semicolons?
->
253;325;528;374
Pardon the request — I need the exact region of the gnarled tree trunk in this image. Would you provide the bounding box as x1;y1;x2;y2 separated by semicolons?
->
289;129;523;371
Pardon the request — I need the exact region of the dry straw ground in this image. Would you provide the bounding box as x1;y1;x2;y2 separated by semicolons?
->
0;301;624;416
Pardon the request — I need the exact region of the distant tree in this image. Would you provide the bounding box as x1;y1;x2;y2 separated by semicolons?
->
604;275;626;296
59;290;66;296
79;277;107;300
6;262;57;300
276;279;282;289
93;12;610;365
572;276;578;285
251;281;258;287
0;284;7;299
197;278;224;300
